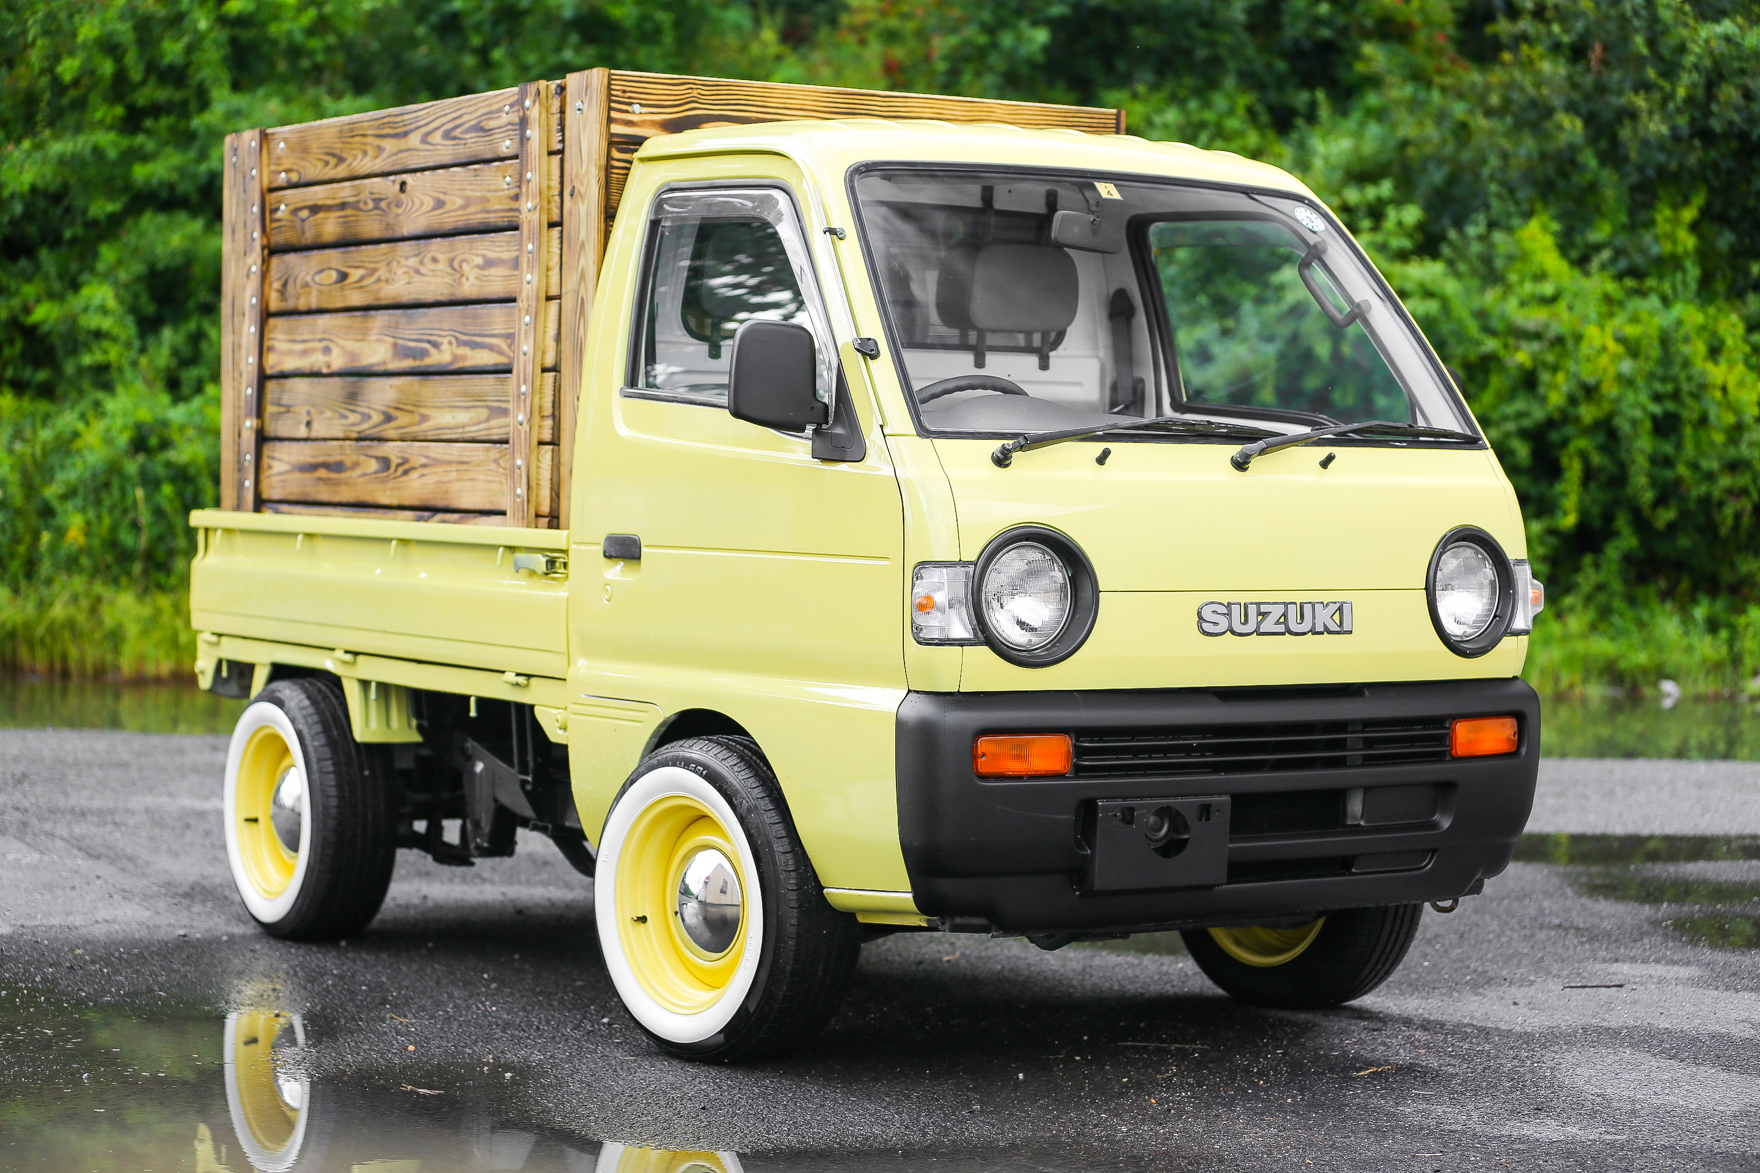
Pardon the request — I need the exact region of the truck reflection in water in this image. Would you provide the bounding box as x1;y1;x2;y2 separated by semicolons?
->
204;1003;741;1173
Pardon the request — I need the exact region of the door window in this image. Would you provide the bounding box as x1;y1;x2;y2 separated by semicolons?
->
627;187;835;410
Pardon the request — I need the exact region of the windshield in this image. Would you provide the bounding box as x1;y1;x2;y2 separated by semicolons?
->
850;168;1473;439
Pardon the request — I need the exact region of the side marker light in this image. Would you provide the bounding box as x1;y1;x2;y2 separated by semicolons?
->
973;733;1073;778
1450;716;1519;758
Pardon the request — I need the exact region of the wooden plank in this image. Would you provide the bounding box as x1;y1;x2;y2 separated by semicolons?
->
599;71;1119;217
262;501;509;526
260;441;556;514
607;71;1118;137
220;132;247;512
267;88;521;189
546;79;566;154
508;80;550;526
264;373;558;443
559;68;610;531
221;129;269;512
266;227;561;313
268;156;560;252
264;299;558;377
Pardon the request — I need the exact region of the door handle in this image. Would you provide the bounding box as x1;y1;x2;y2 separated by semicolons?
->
602;534;641;561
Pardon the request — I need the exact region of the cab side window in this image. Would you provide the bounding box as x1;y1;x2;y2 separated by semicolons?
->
628;187;833;408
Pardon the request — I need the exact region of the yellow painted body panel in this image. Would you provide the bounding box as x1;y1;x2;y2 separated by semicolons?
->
190;119;1533;902
565;152;912;893
190;509;569;680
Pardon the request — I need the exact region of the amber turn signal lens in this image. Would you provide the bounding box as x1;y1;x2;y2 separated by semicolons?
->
1450;715;1519;758
973;733;1073;778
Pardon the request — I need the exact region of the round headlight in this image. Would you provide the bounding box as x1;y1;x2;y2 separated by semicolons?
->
1426;527;1514;658
972;527;1099;667
980;542;1071;651
1433;542;1499;640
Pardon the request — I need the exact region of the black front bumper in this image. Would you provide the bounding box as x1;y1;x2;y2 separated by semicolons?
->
896;678;1540;934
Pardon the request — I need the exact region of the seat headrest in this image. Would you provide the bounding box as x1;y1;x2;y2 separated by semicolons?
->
936;243;1079;335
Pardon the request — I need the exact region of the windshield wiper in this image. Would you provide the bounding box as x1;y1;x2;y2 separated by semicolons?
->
1229;420;1480;471
992;416;1275;468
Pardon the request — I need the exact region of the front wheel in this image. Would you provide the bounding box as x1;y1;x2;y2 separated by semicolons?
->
1180;904;1424;1008
223;678;395;940
594;736;862;1062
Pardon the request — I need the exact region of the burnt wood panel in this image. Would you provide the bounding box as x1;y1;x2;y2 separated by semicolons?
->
266;228;562;313
267;89;521;189
508;80;551;526
264;373;558;443
221;129;269;511
268;157;561;252
264;300;559;377
262;501;509;525
599;71;1120;218
607;71;1118;138
558;67;611;530
260;441;556;514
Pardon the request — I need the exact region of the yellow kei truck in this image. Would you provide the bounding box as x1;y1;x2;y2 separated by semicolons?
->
192;70;1544;1062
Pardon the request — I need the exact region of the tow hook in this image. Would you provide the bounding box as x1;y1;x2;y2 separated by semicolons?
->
1429;898;1460;914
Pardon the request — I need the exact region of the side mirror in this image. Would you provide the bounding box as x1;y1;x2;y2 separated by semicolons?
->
727;319;828;431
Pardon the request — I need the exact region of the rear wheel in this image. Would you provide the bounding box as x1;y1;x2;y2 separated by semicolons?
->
595;736;862;1062
1180;904;1424;1008
223;678;395;940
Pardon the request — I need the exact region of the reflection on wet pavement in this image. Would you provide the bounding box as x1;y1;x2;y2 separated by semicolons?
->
1523;836;1760;951
4;991;748;1173
1514;832;1760;864
1073;931;1187;956
1540;696;1760;760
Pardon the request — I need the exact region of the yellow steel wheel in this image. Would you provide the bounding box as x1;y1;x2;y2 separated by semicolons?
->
1208;919;1326;968
234;725;303;901
223;1006;312;1171
614;793;750;1015
604;1144;741;1173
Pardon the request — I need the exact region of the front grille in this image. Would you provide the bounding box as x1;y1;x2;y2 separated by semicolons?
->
1072;718;1451;779
1227;857;1350;884
1231;789;1345;836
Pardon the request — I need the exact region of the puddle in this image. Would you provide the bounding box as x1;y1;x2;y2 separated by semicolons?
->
1540;695;1760;760
1540;850;1760;951
1071;930;1188;956
0;990;1176;1172
0;676;244;734
1514;833;1760;865
1575;873;1760;907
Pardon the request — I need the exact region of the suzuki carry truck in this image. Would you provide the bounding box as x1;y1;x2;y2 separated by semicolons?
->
191;70;1543;1062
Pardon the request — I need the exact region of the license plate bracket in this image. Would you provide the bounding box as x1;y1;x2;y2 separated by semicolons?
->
1088;795;1231;892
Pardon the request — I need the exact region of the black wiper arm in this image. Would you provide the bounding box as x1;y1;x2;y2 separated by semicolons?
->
1229;420;1480;471
992;416;1274;468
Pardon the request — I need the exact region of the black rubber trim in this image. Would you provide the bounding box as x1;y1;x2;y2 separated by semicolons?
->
971;525;1099;668
1426;526;1516;658
894;678;1539;934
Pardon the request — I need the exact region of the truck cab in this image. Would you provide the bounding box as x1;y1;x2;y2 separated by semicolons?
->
192;75;1541;1063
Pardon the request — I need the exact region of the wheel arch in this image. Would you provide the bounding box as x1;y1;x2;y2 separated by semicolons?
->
645;708;758;758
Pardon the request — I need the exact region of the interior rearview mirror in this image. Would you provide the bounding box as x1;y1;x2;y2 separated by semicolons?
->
1050;209;1124;254
728;319;828;431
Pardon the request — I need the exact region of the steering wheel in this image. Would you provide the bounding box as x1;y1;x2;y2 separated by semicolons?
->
915;375;1030;404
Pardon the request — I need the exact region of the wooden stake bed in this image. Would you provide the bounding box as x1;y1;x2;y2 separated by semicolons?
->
220;71;1121;527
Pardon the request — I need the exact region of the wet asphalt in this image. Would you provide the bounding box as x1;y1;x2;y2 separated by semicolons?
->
2;728;1758;1171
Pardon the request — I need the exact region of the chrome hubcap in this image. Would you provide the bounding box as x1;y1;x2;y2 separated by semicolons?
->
675;848;741;954
270;767;305;854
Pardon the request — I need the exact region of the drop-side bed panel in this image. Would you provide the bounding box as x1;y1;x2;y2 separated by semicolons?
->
189;508;568;679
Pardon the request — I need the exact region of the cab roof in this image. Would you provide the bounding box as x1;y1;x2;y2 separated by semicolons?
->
633;118;1314;198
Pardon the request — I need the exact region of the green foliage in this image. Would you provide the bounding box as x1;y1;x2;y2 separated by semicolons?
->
2;0;1758;685
0;581;194;678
